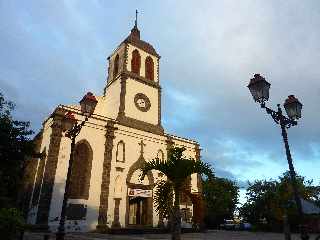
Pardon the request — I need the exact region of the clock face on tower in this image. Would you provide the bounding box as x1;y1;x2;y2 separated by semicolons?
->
134;93;151;112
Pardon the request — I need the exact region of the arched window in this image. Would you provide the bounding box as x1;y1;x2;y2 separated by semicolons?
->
113;54;119;78
131;49;141;75
69;141;93;199
116;141;125;162
157;149;164;161
145;56;154;80
114;176;122;197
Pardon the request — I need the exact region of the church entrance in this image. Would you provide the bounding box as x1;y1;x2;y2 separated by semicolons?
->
128;197;148;225
126;143;154;227
127;188;153;226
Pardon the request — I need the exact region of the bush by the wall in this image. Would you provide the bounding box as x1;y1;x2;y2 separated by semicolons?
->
0;208;25;240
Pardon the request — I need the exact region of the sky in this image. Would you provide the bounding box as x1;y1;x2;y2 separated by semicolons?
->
1;1;320;202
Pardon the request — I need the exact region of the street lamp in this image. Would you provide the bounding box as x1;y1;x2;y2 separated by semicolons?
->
247;74;308;240
56;92;98;240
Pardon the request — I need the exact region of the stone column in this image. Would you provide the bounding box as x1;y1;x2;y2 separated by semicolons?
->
195;143;203;193
157;87;162;128
117;76;127;120
112;198;121;228
97;121;117;229
36;113;63;225
165;136;174;155
31;149;46;208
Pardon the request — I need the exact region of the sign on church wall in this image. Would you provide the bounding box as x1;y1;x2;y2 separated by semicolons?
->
66;204;87;220
128;188;152;198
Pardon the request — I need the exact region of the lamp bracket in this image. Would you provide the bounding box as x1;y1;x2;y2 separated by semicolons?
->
262;104;297;129
65;116;89;140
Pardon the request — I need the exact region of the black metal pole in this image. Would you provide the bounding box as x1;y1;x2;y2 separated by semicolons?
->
283;211;291;240
278;107;309;240
56;136;76;240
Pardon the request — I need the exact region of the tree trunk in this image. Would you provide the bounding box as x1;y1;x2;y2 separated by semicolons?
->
158;212;165;229
283;213;291;240
172;188;181;240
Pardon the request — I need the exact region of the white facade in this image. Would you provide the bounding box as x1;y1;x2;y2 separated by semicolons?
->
26;24;201;232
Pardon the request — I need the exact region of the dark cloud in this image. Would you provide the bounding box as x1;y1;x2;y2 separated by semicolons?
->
214;168;249;189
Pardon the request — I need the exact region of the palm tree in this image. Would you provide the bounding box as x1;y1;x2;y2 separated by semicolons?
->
153;179;174;228
140;147;214;240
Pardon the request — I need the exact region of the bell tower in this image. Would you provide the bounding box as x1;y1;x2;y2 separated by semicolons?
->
103;14;163;135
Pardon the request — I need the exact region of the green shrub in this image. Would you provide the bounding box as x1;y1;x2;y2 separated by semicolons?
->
0;208;25;240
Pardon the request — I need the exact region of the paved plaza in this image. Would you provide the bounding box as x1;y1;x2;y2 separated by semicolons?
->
23;230;320;240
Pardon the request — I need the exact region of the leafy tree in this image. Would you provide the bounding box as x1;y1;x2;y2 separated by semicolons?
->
140;147;214;240
203;177;239;228
239;172;320;232
0;208;24;240
0;92;34;208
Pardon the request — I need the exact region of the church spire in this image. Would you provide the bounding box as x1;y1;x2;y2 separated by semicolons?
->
135;9;138;28
129;9;140;39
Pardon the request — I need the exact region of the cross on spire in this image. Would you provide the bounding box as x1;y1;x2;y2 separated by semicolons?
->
135;9;138;28
129;9;140;39
138;140;146;155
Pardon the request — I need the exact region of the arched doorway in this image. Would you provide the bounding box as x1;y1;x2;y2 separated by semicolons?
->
125;155;154;227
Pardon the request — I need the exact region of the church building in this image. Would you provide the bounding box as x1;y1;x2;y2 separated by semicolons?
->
24;20;201;232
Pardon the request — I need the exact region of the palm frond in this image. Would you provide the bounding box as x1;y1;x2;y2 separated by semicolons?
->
140;147;214;186
140;157;170;180
154;180;174;217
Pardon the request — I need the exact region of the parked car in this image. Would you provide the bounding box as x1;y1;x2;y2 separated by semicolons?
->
239;222;252;230
219;220;240;230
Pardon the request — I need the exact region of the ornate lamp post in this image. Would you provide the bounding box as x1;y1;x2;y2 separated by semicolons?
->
56;92;98;240
247;74;308;240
